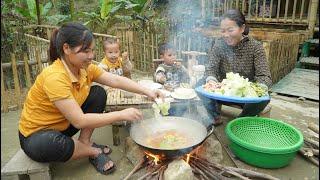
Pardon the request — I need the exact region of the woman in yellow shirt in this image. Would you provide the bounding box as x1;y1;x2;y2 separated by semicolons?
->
18;22;162;175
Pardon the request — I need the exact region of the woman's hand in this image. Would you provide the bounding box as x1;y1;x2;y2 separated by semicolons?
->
145;89;165;101
119;108;143;122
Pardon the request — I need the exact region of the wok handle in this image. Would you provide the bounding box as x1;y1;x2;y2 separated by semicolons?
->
205;124;215;140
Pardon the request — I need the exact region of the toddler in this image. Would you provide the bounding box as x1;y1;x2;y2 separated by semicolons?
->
154;43;189;116
99;37;132;78
154;43;189;87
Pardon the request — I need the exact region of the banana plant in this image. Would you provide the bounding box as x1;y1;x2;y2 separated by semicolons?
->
81;0;148;32
12;0;53;24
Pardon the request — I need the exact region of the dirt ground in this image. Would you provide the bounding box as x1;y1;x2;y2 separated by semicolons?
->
1;72;319;179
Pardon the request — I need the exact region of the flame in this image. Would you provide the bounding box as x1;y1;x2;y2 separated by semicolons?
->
186;153;191;164
144;152;161;165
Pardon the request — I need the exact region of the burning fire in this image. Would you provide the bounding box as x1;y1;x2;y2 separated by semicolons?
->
144;151;161;165
144;145;203;165
185;153;191;163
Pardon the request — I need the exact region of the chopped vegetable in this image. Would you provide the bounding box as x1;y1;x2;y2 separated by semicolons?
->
147;130;188;149
203;72;268;97
152;101;171;116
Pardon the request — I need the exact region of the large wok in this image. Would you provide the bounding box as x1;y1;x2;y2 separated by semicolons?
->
130;116;214;159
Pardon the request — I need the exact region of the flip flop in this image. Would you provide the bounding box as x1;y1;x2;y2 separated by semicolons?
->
89;153;116;175
92;142;112;155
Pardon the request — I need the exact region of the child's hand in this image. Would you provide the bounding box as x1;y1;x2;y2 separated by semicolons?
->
159;76;166;84
122;51;129;61
174;61;182;68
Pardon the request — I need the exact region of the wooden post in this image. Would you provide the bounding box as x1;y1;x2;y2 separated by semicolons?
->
1;64;9;112
299;0;306;23
276;0;281;22
242;0;246;14
46;28;51;40
212;0;216;18
255;0;259;20
11;53;22;109
201;0;205;19
35;46;43;74
23;53;32;88
292;0;298;23
143;32;146;72
308;0;319;37
269;0;274;20
151;33;155;63
262;0;266;21
284;0;289;23
248;0;253;19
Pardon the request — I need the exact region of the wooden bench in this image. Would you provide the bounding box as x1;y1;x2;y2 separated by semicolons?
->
1;149;51;180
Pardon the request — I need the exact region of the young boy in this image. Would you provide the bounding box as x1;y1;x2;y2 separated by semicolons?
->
154;43;189;86
154;43;190;116
99;37;133;79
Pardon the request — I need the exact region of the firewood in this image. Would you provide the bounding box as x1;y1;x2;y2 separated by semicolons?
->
299;149;319;166
191;156;279;180
306;129;319;142
189;163;211;180
158;165;166;180
226;166;280;180
302;147;319;157
137;164;162;180
124;157;146;180
305;138;319;148
308;122;319;134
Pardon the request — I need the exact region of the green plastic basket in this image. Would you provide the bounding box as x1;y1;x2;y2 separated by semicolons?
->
225;117;304;168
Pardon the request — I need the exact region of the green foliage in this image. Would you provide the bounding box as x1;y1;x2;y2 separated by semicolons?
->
57;1;70;15
6;0;53;23
82;0;147;32
46;14;70;25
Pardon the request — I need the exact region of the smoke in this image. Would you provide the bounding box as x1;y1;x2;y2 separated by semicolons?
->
156;0;221;62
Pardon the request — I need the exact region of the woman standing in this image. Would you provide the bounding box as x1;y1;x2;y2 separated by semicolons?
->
198;9;272;126
18;22;163;175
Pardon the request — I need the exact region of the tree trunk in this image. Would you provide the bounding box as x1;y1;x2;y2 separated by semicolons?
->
69;0;75;21
35;0;41;25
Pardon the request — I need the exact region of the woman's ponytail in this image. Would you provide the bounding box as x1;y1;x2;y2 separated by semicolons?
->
49;28;59;62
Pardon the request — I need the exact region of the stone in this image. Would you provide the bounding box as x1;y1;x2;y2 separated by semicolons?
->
196;135;223;164
125;137;145;165
164;159;194;180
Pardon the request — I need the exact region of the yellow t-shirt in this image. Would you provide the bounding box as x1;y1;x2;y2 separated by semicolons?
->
99;57;123;76
19;59;104;137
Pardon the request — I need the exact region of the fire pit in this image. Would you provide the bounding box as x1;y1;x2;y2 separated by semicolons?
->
130;117;214;158
124;135;280;180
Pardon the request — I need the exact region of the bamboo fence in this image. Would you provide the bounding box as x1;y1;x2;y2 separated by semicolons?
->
1;0;318;112
201;0;318;27
1;27;309;112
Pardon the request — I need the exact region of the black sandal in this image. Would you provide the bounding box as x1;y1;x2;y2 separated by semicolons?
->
92;142;112;155
89;153;116;175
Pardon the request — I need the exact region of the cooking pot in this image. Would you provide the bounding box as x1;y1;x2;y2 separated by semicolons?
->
130;116;214;158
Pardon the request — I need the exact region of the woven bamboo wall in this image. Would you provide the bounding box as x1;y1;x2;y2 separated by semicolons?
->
0;26;310;112
258;30;309;83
